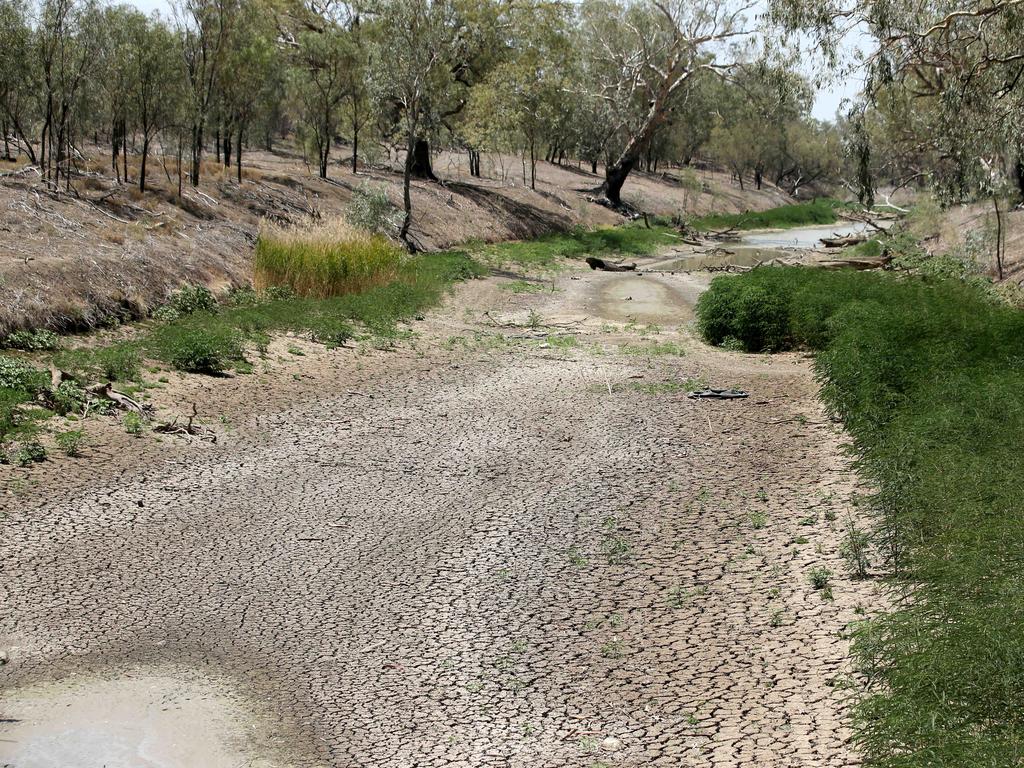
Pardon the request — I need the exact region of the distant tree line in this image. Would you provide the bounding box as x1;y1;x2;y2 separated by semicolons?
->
0;0;844;247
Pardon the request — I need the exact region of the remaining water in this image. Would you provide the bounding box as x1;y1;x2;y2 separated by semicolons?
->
738;222;878;249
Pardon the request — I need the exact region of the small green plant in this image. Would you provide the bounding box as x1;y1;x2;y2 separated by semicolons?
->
123;412;143;435
567;546;588;567
599;639;626;659
0;356;48;392
601;534;631;565
2;329;60;351
749;510;768;529
16;440;46;466
153;284;218;320
55;429;85;456
51;380;87;416
841;520;871;579
808;566;832;591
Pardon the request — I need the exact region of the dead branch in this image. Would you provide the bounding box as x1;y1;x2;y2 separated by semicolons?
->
153;403;217;442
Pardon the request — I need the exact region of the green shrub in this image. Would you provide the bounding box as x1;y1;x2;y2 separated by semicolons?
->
123;412;143;435
153;284;218;320
0;356;48;393
346;183;401;237
696;264;1024;765
16;440;46;466
52;343;141;383
2;329;60;351
148;323;246;374
56;429;85;456
51;380;86;416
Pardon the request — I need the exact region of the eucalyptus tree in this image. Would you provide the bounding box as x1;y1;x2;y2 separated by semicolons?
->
367;0;475;249
127;14;184;191
175;0;235;185
770;0;1024;201
575;0;756;206
0;0;39;163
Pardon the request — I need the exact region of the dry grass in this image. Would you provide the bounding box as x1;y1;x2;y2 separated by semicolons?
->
254;219;405;298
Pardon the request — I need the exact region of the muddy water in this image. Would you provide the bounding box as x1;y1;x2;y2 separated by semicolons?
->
0;670;287;768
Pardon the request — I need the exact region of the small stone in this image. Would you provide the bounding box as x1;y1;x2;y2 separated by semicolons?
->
601;736;622;752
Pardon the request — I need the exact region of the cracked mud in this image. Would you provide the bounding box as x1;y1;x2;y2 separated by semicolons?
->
1;265;877;767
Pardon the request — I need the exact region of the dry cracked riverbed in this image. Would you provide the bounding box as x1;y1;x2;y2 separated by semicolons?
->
0;261;879;767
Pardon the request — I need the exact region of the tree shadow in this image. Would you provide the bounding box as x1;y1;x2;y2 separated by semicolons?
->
446;182;572;239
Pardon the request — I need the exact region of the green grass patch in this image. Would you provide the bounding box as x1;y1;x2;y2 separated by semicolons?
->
688;199;842;232
476;225;678;271
696;265;1024;765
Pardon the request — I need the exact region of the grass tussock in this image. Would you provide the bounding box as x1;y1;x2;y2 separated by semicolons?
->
696;266;1024;765
255;219;405;298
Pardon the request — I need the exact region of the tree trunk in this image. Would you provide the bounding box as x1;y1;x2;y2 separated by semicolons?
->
408;138;436;180
399;132;415;252
994;194;1004;280
112;120;120;180
191;122;203;186
529;139;536;190
236;123;243;184
591;159;598;174
351;121;359;173
603;155;638;206
139;135;149;192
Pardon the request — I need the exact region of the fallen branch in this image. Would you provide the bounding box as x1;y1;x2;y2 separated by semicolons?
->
153;403;217;442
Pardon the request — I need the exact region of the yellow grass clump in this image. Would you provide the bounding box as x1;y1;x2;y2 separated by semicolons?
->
254;219;405;298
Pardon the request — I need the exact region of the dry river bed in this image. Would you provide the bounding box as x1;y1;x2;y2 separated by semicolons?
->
0;259;879;767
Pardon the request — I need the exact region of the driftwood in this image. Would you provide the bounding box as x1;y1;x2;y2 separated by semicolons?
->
820;233;868;248
586;256;637;272
818;255;892;271
153;403;217;442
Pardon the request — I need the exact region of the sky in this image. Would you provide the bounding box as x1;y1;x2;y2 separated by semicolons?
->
125;0;863;123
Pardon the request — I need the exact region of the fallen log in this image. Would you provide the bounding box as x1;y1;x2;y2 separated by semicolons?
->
820;233;868;248
818;255;892;271
586;256;637;272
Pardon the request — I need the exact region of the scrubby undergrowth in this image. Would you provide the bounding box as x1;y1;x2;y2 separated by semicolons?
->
697;266;1024;766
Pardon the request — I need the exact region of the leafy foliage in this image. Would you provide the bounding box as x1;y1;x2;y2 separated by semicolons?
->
697;265;1024;764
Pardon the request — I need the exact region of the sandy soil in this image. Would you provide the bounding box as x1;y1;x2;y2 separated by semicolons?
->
1;256;878;767
0;146;790;334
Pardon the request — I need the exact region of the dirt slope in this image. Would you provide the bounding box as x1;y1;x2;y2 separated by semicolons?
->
0;148;790;334
1;261;876;767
